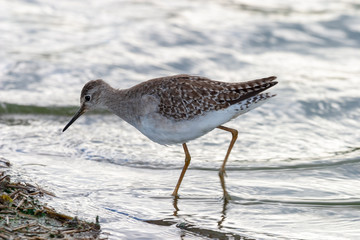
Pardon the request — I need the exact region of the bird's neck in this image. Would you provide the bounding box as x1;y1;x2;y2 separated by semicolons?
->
100;86;141;127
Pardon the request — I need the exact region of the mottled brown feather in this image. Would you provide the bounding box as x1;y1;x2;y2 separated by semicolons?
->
127;74;277;120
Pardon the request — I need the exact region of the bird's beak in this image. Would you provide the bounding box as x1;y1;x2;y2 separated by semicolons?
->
62;105;87;132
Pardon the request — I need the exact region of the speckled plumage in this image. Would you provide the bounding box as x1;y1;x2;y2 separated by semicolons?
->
123;74;277;121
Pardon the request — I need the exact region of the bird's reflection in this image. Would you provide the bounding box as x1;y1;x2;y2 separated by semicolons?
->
172;195;180;217
218;172;229;229
172;172;230;226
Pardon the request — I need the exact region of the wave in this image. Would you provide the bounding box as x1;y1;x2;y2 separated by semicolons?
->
0;102;107;116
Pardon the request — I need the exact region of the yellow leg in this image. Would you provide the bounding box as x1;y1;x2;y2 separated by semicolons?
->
172;143;191;197
217;125;238;176
217;125;238;200
219;168;231;200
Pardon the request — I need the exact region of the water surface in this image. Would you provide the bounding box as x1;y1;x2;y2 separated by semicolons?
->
1;0;360;239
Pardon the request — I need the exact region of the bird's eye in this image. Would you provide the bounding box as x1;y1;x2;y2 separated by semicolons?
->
85;95;91;101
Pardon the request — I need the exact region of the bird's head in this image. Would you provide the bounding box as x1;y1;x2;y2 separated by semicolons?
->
63;79;108;132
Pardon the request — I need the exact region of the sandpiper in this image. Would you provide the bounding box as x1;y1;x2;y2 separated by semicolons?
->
63;74;277;197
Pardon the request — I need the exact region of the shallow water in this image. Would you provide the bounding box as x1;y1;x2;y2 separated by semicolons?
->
1;0;360;239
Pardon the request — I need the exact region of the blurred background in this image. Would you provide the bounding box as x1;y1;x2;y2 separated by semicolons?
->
1;0;360;239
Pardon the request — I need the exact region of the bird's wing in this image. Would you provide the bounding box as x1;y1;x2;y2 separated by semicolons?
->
146;74;277;120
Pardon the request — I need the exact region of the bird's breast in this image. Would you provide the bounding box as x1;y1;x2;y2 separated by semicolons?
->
136;107;236;145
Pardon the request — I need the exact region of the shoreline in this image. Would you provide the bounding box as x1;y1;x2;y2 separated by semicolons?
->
0;157;105;239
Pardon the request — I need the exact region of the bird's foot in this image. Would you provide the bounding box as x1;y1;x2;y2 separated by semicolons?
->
222;191;232;201
171;191;180;199
218;168;227;178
